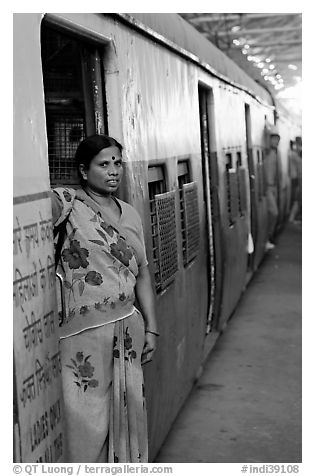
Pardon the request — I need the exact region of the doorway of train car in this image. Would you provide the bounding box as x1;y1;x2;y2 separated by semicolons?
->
244;104;256;271
40;20;109;188
40;19;116;326
198;84;223;333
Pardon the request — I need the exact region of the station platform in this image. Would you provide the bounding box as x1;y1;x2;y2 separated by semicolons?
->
155;222;302;463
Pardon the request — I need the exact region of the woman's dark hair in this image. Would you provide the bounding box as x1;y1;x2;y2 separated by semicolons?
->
75;134;123;171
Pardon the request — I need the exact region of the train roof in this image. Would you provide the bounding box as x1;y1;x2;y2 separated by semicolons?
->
113;13;274;107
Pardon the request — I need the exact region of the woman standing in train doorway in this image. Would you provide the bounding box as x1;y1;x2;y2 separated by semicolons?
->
50;134;158;463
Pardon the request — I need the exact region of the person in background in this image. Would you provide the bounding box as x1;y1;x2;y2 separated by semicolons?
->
50;134;158;463
263;126;281;250
288;136;302;223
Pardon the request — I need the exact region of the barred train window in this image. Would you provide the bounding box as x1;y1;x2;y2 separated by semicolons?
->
148;166;178;293
41;24;107;186
178;161;200;266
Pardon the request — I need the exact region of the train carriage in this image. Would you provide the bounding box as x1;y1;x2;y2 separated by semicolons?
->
13;12;300;462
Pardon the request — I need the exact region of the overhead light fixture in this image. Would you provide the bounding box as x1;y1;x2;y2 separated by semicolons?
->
257;62;265;68
276;74;282;79
269;64;275;70
242;48;248;55
288;64;298;70
265;58;271;63
233;39;240;46
244;44;250;49
232;26;241;32
262;68;269;74
247;55;253;61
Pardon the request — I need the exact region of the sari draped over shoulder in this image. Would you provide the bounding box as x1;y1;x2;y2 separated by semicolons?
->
52;187;148;463
53;187;144;339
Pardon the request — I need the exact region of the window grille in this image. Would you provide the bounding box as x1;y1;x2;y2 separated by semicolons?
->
182;183;200;265
155;192;178;290
177;160;200;266
148;166;178;292
46;115;84;183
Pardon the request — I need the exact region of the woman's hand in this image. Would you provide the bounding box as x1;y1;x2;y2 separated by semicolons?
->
141;332;157;365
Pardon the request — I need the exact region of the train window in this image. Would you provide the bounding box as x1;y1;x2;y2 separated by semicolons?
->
177;161;200;266
148;166;178;292
41;24;107;186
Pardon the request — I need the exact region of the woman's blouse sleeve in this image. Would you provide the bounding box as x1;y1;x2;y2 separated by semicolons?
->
136;218;149;269
50;188;76;226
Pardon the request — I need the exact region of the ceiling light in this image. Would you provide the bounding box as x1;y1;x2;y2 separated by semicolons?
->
265;58;271;63
242;48;248;54
288;64;298;70
276;74;281;79
262;68;269;74
269;64;275;70
257;62;265;68
244;44;250;49
232;26;241;32
247;55;253;61
233;39;240;46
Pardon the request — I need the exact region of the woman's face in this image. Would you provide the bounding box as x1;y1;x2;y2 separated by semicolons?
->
80;146;123;195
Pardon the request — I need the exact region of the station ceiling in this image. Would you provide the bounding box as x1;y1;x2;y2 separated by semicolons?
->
179;13;302;94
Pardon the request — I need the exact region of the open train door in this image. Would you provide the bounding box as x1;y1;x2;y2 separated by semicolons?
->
198;84;223;334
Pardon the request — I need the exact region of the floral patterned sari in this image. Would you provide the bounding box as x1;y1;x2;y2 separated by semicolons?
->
52;188;148;462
